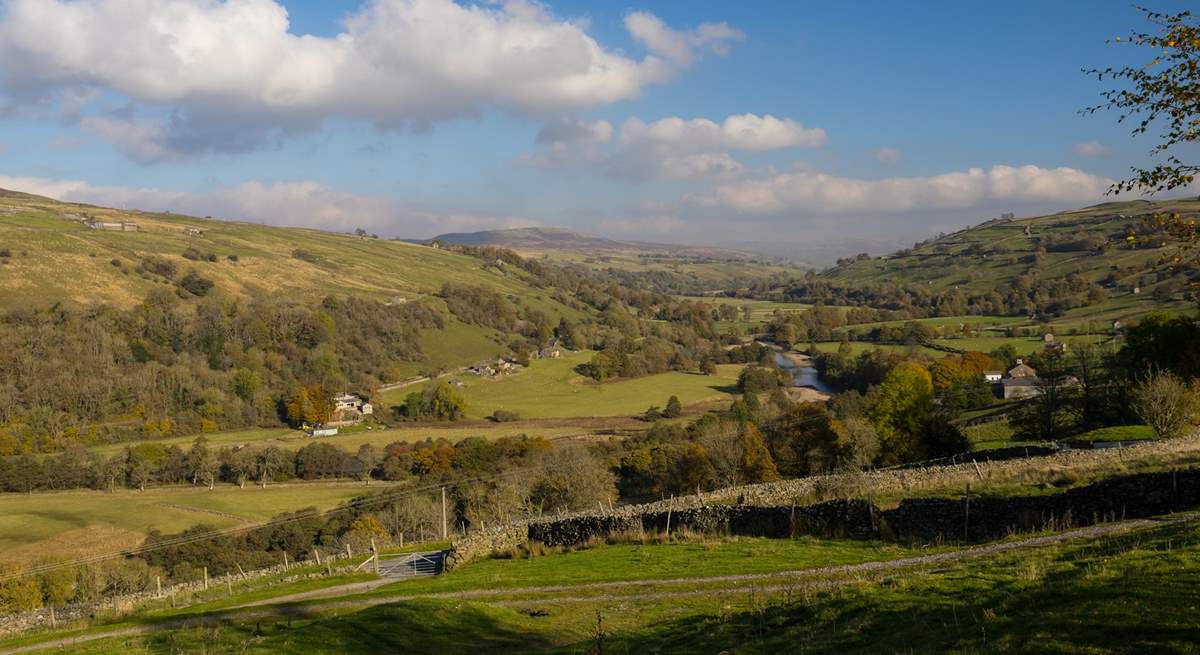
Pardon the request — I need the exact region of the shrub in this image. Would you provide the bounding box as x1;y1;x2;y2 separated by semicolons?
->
1131;370;1199;439
178;271;214;297
0;249;10;258
491;409;520;422
110;258;121;267
292;249;321;264
141;256;177;279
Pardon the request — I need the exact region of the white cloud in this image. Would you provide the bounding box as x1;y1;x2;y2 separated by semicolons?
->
0;175;536;236
80;116;181;163
874;147;902;165
700;164;1115;214
620;114;828;151
624;11;743;66
656;152;744;180
1072;140;1111;157
535;118;614;145
524;112;824;181
0;0;735;160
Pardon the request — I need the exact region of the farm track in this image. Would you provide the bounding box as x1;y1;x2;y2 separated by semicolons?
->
5;511;1198;655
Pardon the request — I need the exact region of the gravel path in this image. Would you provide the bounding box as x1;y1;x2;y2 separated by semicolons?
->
4;511;1197;655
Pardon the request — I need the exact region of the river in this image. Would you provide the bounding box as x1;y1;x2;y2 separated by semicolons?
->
772;351;836;394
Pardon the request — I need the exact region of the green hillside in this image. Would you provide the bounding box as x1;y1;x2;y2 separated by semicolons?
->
821;197;1198;323
0;189;589;374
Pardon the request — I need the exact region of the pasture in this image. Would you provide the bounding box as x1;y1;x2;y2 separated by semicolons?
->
0;483;382;567
388;351;744;420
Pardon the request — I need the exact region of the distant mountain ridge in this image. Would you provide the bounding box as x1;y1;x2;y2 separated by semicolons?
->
424;226;760;260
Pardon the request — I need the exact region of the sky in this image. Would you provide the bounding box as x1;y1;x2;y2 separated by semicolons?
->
0;0;1194;257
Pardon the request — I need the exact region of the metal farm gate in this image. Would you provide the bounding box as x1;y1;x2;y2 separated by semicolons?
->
377;551;445;579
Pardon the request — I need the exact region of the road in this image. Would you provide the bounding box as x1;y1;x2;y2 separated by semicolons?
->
3;511;1196;655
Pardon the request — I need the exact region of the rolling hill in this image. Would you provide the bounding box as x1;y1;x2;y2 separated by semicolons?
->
0;188;590;375
819;197;1200;323
425;226;758;260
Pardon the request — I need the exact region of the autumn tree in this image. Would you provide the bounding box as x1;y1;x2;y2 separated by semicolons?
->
869;362;934;465
1085;8;1200;266
1086;8;1200;194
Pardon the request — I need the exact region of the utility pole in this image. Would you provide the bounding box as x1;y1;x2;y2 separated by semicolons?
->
441;486;448;540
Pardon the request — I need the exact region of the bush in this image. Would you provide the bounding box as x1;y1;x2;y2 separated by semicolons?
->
738;366;782;394
292;249;321;264
491;409;520;422
0;249;10;258
141;256;177;279
178;272;214;297
1131;371;1199;438
110;258;121;267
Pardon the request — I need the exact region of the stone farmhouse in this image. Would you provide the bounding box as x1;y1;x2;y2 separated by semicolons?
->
999;359;1040;399
331;392;373;424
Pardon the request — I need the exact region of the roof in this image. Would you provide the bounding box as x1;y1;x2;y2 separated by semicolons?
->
1003;376;1040;388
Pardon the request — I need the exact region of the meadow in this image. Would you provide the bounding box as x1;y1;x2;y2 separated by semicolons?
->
382;351;744;420
0;483;383;567
8;519;1200;654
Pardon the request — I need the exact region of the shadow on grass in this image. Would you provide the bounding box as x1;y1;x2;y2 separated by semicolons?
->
137;599;554;655
588;523;1200;655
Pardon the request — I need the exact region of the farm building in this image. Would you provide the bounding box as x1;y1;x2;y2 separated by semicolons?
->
85;219;138;231
332;392;373;423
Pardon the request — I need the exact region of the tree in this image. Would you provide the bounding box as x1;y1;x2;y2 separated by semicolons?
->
834;417;880;470
663;396;683;419
1132;370;1199;438
1085;8;1200;195
185;437;217;489
401;382;467;421
737;423;779;484
529;447;616;514
868;362;934;465
700;360;717;376
766;402;841;476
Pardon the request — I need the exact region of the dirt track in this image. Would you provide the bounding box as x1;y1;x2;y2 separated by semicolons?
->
4;511;1196;655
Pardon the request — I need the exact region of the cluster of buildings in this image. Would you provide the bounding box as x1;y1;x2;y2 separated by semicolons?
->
467;341;563;379
986;355;1080;400
84;218;139;231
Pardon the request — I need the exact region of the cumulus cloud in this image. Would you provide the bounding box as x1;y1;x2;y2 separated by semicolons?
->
699;164;1115;214
0;0;734;161
624;11;743;66
535;118;614;145
874;147;902;165
524;112;823;181
1072;140;1111;157
0;175;537;236
620;114;828;151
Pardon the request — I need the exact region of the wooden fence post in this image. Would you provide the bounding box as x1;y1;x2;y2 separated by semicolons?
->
283;551;289;569
371;537;380;576
203;567;209;591
156;575;161;599
346;544;352;560
314;549;322;566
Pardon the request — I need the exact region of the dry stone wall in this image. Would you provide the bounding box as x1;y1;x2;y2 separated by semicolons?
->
448;465;1200;569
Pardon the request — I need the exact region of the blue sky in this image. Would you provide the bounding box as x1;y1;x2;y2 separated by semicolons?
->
0;0;1193;255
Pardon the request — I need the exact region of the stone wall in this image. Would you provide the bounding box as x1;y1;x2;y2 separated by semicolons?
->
448;466;1200;569
0;551;360;639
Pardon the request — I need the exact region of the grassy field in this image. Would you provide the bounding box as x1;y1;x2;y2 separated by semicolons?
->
10;519;1200;654
805;341;945;359
0;483;382;567
932;333;1113;356
382;351;744;420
